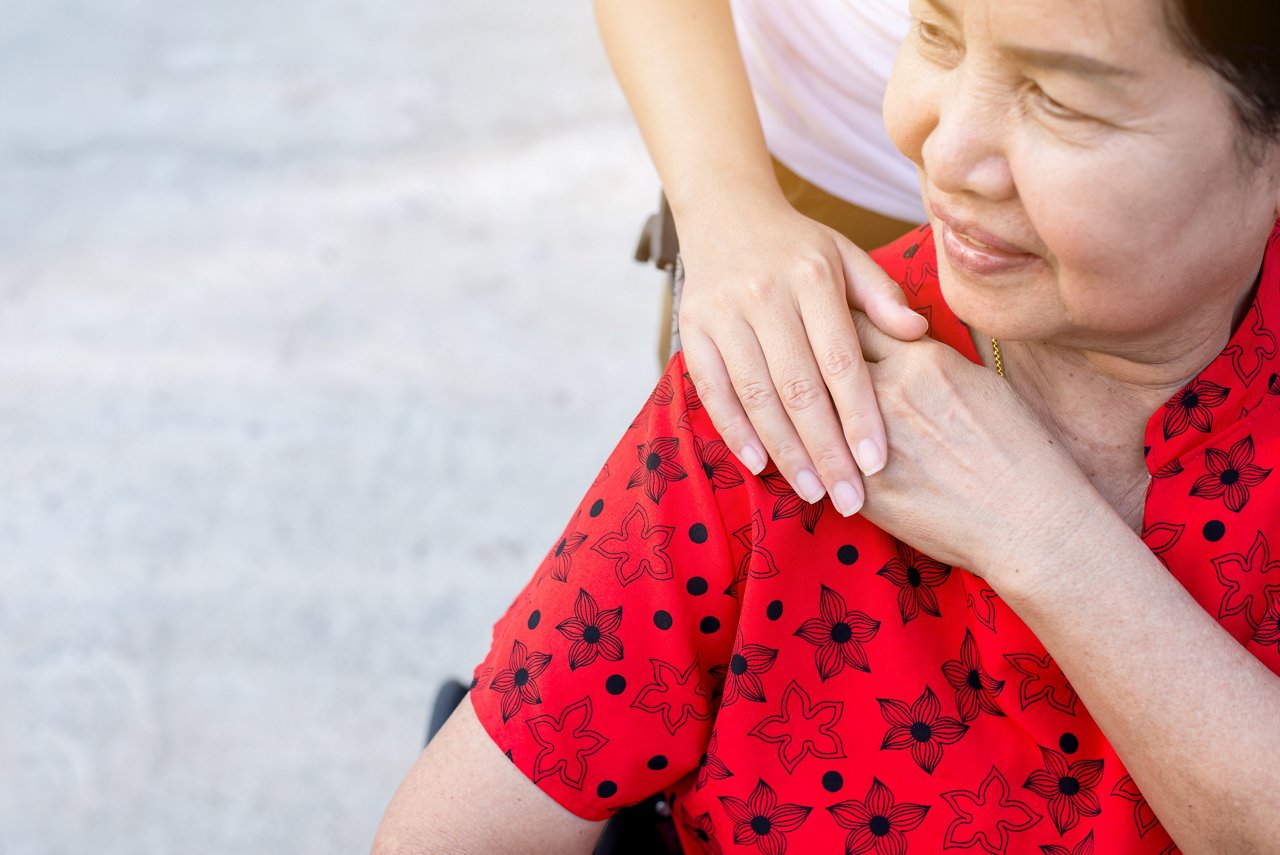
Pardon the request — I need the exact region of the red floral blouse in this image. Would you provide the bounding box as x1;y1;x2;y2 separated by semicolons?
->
471;223;1280;854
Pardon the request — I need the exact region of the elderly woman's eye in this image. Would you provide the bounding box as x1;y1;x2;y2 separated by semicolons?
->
1026;81;1085;120
915;20;955;48
917;21;945;43
913;19;963;63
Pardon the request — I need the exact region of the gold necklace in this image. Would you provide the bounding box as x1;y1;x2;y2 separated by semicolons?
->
991;337;1005;378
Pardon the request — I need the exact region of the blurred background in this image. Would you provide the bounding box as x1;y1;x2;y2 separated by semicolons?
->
0;1;661;851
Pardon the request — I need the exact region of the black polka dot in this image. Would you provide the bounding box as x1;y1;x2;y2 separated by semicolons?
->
689;523;709;544
822;771;844;793
647;755;669;771
687;576;708;596
699;616;721;634
1203;520;1226;542
605;674;627;695
527;610;541;630
766;600;784;621
1059;733;1080;755
589;499;605;518
597;780;618;798
654;610;673;630
837;544;859;565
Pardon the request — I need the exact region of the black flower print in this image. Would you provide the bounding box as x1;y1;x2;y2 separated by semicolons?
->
1005;652;1078;716
749;680;846;773
1152;458;1185;479
761;472;824;534
794;584;881;681
1161;379;1229;440
696;436;745;491
827;777;930;855
548;532;587;582
696;728;734;791
681;804;724;855
489;639;553;723
725;510;782;597
1040;830;1095;855
1252;591;1280;649
718;778;812;855
1141;522;1184;572
1111;775;1159;839
941;629;1005;721
1189;434;1271;512
555;588;623;671
632;656;715;735
941;766;1042;853
713;628;778;706
877;543;953;623
681;371;704;411
628;375;676;429
1211;530;1280;629
878;686;968;774
526;696;608;790
626;436;688;504
591;504;675;586
967;584;999;633
1223;304;1278;386
1023;745;1104;836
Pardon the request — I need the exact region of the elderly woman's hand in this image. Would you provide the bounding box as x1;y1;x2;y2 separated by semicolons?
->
849;314;1096;577
676;197;930;518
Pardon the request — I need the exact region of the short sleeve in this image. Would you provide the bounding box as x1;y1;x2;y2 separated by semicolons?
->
469;353;748;820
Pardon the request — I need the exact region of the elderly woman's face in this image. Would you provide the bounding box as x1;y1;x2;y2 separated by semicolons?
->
885;0;1280;350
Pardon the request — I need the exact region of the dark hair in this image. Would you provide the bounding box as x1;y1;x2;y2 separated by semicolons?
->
1167;1;1280;142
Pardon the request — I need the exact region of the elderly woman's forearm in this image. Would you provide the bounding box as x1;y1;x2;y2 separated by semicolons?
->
995;502;1280;853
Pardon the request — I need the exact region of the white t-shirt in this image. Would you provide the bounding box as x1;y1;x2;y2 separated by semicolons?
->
730;0;924;223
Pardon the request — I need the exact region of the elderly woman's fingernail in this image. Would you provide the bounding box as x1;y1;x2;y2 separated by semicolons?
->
831;480;863;517
856;439;886;477
739;445;766;475
794;469;825;503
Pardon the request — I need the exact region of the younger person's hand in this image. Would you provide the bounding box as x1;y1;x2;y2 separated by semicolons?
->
676;197;929;517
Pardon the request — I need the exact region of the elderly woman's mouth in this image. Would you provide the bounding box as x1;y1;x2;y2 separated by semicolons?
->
931;206;1041;276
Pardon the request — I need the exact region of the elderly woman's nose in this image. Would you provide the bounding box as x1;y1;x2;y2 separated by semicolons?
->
921;76;1016;202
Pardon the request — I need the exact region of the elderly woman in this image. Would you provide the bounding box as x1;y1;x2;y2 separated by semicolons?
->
375;0;1280;851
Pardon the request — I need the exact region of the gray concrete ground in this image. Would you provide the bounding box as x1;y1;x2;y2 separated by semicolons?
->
0;2;662;851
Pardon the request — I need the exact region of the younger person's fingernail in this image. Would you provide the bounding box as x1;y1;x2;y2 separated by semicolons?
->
794;469;825;503
831;480;863;517
856;439;886;477
739;445;767;475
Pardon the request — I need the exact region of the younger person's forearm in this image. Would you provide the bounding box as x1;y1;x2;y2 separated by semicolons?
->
593;0;784;222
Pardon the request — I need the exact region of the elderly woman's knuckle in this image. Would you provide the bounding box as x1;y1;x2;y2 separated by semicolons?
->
779;376;822;411
876;380;906;413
